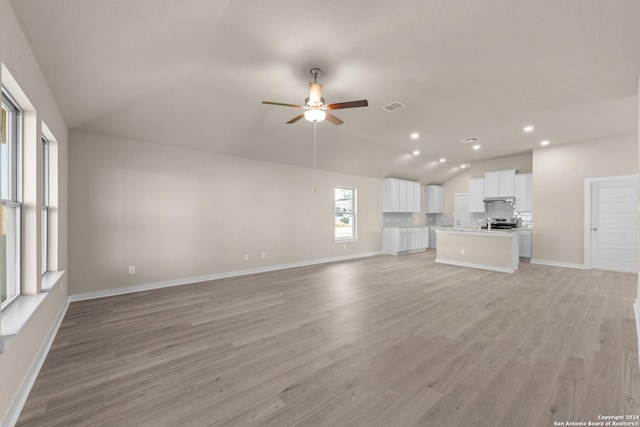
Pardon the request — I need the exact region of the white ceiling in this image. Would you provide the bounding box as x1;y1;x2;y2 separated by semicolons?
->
9;0;640;184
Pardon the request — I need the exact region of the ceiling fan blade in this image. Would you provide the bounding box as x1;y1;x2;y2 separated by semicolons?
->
262;101;305;108
286;114;305;124
326;100;368;110
309;82;323;105
325;112;344;126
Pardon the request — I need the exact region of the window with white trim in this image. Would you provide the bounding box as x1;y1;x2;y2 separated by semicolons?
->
1;89;22;310
335;187;356;240
41;136;49;275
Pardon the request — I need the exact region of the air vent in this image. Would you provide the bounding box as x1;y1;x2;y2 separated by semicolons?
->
382;101;405;112
459;137;480;144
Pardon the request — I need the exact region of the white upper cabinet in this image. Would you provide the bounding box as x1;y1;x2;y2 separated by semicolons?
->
383;178;421;213
469;178;485;213
515;173;533;212
484;169;516;198
425;185;444;214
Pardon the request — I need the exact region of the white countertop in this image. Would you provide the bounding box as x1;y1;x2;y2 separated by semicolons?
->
382;225;430;228
436;227;516;236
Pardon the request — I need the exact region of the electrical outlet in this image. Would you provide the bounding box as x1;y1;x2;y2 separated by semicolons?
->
460;249;465;255
244;254;249;261
261;252;266;259
128;265;136;274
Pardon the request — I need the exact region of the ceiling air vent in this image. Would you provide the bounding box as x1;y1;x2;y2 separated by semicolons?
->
459;137;480;144
382;101;405;112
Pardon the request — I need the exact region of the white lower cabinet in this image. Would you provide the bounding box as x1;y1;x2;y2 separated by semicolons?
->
421;228;429;249
519;230;532;258
383;227;429;255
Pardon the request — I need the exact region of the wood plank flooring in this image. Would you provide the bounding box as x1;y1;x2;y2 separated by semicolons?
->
16;251;640;426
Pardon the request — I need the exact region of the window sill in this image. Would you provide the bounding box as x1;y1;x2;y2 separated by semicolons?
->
0;270;65;353
41;271;65;292
336;238;358;243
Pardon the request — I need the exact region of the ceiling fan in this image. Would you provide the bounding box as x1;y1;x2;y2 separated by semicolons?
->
262;68;368;125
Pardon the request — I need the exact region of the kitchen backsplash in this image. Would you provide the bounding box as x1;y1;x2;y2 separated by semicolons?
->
470;201;532;228
383;212;424;225
385;203;532;228
515;211;533;228
426;213;454;226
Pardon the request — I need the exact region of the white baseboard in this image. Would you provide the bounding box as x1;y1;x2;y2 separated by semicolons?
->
2;299;69;427
69;251;383;302
530;259;587;269
635;299;640;371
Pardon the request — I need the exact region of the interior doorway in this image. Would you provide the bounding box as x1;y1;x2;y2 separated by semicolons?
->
584;175;638;273
455;193;471;228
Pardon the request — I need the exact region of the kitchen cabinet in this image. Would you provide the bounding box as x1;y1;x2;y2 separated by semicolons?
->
469;178;485;213
383;178;421;213
421;227;429;249
518;230;532;258
429;227;437;248
425;185;444;213
382;227;429;255
484;169;516;198
515;173;533;212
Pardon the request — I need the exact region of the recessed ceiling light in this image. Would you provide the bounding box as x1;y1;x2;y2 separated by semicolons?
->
412;150;420;155
439;158;446;163
472;144;481;150
523;125;535;133
460;164;467;169
410;133;419;139
540;140;550;146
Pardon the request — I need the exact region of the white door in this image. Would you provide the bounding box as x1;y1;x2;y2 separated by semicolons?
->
455;193;471;228
590;177;637;272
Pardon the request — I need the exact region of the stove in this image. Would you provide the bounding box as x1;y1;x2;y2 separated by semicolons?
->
481;218;518;230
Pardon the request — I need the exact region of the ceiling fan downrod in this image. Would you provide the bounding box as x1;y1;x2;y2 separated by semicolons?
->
310;67;321;84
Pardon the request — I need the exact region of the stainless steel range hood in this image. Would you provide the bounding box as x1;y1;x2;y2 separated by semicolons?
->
483;196;515;203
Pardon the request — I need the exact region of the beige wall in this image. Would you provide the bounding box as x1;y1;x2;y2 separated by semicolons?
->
69;131;382;295
532;133;637;265
470;153;533;178
443;170;470;214
0;0;69;423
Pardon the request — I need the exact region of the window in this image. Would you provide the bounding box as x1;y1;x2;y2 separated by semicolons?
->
41;136;49;275
1;89;22;310
335;187;356;240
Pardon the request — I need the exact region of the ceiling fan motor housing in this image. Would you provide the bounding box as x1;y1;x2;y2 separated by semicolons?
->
305;96;325;108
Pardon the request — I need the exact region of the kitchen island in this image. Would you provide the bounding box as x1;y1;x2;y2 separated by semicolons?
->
435;228;519;273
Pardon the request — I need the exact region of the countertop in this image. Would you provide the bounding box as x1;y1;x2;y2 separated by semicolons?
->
383;225;532;232
382;225;430;228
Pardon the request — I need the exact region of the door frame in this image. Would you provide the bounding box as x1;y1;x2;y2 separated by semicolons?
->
454;192;470;228
583;174;638;270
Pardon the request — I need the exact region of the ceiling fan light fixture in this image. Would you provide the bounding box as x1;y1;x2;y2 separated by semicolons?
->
304;109;326;122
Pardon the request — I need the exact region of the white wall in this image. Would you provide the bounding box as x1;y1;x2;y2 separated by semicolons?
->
69;131;382;296
0;0;69;423
532;133;637;266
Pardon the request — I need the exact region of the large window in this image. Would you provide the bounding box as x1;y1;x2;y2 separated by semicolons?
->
335;187;356;240
1;90;22;309
41;136;49;275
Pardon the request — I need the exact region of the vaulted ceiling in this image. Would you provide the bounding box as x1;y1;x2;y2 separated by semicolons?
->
9;0;640;184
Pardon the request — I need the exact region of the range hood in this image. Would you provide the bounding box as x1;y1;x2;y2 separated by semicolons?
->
483;196;515;203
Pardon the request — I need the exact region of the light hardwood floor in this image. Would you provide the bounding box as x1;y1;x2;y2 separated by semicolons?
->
16;251;640;426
